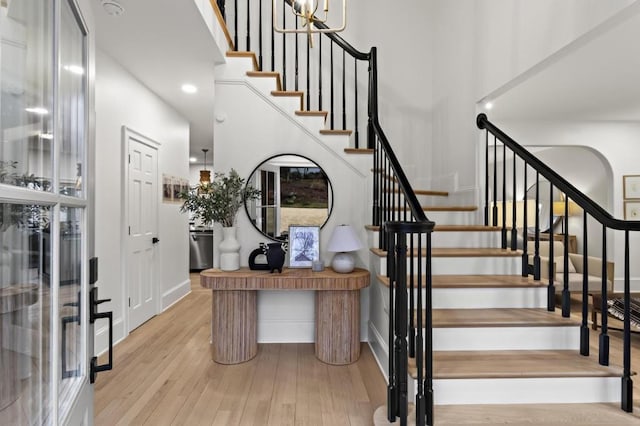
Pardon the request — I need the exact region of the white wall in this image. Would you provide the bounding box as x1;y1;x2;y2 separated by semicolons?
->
431;0;634;193
343;0;434;187
94;50;191;354
213;66;371;342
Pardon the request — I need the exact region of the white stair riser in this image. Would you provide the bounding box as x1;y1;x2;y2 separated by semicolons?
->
432;287;547;309
215;56;254;79
408;377;620;405
368;230;503;249
423;211;478;225
377;256;522;275
430;326;580;351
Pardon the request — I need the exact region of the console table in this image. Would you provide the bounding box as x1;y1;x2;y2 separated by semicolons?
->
200;267;369;365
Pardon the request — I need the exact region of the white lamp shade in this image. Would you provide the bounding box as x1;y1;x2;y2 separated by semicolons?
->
326;224;363;253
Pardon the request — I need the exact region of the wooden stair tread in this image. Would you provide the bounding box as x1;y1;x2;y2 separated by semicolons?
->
365;224;503;232
320;129;353;136
377;274;546;289
409;350;623;380
226;51;258;70
295;110;328;118
345;148;373;154
371;247;522;258
428;308;580;328
246;71;282;90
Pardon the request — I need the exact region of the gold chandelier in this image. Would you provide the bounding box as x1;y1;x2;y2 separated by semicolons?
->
273;0;347;47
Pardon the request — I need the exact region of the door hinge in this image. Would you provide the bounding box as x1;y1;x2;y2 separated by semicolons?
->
128;154;131;164
128;226;131;235
128;297;131;308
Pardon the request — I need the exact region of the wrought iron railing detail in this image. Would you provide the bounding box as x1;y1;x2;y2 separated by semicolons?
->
478;113;639;413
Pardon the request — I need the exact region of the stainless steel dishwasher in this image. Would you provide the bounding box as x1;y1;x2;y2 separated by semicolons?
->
189;228;213;270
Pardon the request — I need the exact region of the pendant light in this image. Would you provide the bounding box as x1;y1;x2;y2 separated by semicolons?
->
199;149;211;184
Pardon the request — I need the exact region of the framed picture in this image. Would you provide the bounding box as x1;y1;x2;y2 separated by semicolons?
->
288;225;320;268
162;174;173;202
623;175;640;199
624;201;640;220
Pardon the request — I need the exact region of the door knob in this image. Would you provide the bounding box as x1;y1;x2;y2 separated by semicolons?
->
152;237;160;244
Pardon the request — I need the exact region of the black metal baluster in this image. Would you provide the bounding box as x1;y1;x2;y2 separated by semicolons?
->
234;0;238;50
425;230;434;426
522;162;529;277
409;234;415;358
342;49;346;130
622;230;633;412
258;0;263;69
561;197;570;317
246;0;250;51
599;226;609;366
394;230;408;425
580;210;589;356
282;1;287;90
354;58;359;148
510;153;517;250
295;17;299;90
386;229;397;421
330;41;335;129
548;185;556;312
501;140;507;248
492;135;497;226
373;138;379;227
484;130;489;226
306;32;310;111
270;0;275;71
533;172;541;281
318;35;322;111
416;230;424;426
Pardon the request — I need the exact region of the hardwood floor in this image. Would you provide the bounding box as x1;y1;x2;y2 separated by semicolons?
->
96;275;640;425
94;274;386;425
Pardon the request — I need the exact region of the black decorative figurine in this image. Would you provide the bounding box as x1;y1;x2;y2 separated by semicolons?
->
265;242;286;273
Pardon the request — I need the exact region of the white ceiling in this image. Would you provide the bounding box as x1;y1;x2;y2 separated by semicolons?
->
89;0;224;162
487;5;640;122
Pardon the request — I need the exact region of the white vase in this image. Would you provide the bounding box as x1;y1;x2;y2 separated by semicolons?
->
219;226;241;271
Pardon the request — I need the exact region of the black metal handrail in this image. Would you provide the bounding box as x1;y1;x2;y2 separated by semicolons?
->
216;2;434;423
477;113;635;413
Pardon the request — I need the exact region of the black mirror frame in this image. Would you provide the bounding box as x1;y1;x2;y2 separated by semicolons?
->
243;153;334;242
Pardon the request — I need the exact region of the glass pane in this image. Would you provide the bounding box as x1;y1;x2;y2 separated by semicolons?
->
0;203;51;424
58;0;86;197
0;0;54;191
58;206;83;422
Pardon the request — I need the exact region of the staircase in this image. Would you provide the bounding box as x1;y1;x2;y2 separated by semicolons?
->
366;200;625;424
210;1;638;424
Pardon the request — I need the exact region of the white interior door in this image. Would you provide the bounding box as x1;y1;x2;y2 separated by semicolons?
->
126;131;159;332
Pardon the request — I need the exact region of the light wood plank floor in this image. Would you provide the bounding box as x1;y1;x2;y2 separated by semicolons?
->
94;274;386;425
96;276;640;425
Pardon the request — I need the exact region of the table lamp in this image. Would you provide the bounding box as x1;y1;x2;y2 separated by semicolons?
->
326;224;363;273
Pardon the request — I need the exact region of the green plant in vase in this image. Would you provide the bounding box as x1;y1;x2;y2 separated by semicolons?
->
179;169;260;271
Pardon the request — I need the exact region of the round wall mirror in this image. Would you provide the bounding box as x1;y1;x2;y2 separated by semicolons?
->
244;154;333;241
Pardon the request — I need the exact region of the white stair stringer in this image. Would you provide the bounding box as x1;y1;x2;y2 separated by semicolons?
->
216;55;356;157
409;376;620;406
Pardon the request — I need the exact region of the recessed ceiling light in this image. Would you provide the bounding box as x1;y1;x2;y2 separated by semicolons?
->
484;101;494;110
181;84;198;94
189;157;197;163
25;107;49;115
64;65;85;75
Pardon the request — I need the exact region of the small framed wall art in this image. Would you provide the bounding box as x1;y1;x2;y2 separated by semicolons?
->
624;201;640;220
623;175;640;200
288;225;320;268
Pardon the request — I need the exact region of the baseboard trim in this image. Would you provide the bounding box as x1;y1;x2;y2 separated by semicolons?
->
162;279;191;311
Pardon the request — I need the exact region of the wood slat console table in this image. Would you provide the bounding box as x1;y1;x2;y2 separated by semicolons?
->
200;267;370;365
